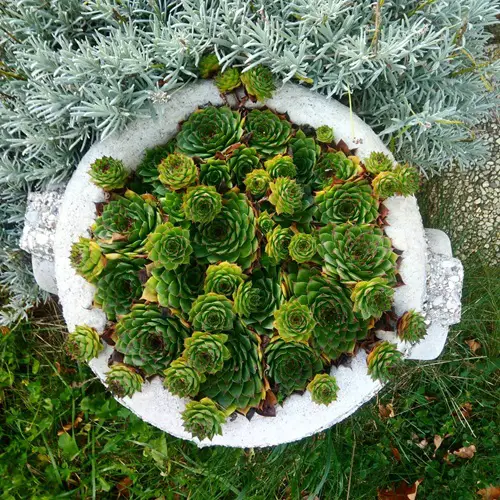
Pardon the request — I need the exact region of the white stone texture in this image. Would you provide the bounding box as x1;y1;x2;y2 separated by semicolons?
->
54;81;457;448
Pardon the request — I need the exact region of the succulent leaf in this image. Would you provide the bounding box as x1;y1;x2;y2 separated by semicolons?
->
289;232;317;263
240;65;275;101
351;277;394;320
189;293;235;332
66;325;103;361
227;146;260;186
274;299;316;343
184;331;231;374
245;109;292;157
315;125;335;144
198;53;220;78
158;153;198;190
364;151;393;175
163;358;206;398
89;156;128;191
397;310;427;343
106;363;143;398
204;262;245;297
183;185;223;224
290;130;320;184
367;341;402;382
244;168;271;198
269;176;303;215
264;154;297;179
181;397;226;441
307;373;339;405
215;68;241;92
70;237;106;283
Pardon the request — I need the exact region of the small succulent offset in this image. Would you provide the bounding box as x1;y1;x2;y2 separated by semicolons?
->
73;71;421;440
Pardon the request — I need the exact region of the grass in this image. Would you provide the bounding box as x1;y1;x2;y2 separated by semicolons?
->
1;197;499;498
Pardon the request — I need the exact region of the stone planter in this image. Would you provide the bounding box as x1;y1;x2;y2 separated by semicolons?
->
46;81;463;447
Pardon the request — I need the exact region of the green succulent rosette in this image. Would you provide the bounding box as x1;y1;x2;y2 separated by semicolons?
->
157;190;186;225
215;68;241;92
70;237;106;283
106;363;143;398
315;152;363;186
198;53;220;78
66;325;103;362
265;225;292;263
176;106;243;158
244;168;271;198
245;109;292;157
240;65;275;101
394;164;420;196
94;258;144;321
367;341;402;382
183;185;222;224
163;359;206;398
92;190;161;255
307;373;339;405
181;397;226;441
89;156;128;191
372;171;403;199
264;154;297;179
289;232;317;263
257;210;275;235
184;331;231;374
143;262;206;319
136;141;175;192
115;304;189;376
269;177;303;215
397;310;426;343
189;293;235;332
274;299;316;343
192;190;258;269
265;337;323;398
199;159;233;192
318;223;398;284
351;277;394;320
314;179;379;225
290;129;321;184
227;145;260;186
315;125;335;144
364;151;393;175
201;321;265;410
145;222;193;270
204;261;245;297
158;153;198;191
233;266;283;335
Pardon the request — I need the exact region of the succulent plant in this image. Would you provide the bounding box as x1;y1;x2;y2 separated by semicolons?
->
158;153;198;191
315;152;363;185
245;109;292;156
314;180;379;225
198;53;220;78
318;223;398;284
204;262;245;297
215;68;241;92
367;341;402;382
307;373;339;405
158;190;186;224
189;293;235;332
274;299;316;343
183;185;222;224
136;141;176;191
269;177;304;215
201;321;265;409
351;278;394;320
163;359;206;398
92;190;161;255
199;159;233;192
227;146;260;186
184;331;231;374
364;151;393;175
181;397;227;441
89;156;128;191
290;129;321;184
266;337;323;398
394;164;420;196
176;106;243;158
70;237;106;283
265;225;292;263
372;171;403;199
94;258;144;321
145;222;193;270
66;325;103;361
264;154;297;179
315;125;335;144
193;191;258;270
257;210;275;235
115;304;189;375
244;168;271;198
289;232;317;263
106;363;143;398
240;65;275;101
397;310;426;343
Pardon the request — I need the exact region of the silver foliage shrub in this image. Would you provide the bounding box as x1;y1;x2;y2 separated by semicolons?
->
0;0;498;323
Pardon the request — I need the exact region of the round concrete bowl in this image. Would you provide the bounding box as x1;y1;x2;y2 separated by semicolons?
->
54;81;431;448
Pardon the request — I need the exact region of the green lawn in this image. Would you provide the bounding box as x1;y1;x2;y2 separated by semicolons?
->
1;203;498;499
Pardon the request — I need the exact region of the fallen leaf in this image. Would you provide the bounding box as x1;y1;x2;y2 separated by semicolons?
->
0;326;10;336
453;444;476;459
433;435;443;454
460;402;473;419
57;413;84;436
117;477;133;498
256;390;277;417
466;339;481;353
477;486;500;499
391;446;401;462
378;479;423;499
443;452;452;465
417;439;429;449
379;403;395;419
424;395;437;402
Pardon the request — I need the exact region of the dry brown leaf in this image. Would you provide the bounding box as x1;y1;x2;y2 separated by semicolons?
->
377;479;423;499
391;447;401;462
117;477;133;498
57;412;84;436
466;339;481;353
0;326;10;336
424;395;437;402
453;444;476;459
379;403;395;419
460;402;473;419
477;486;500;499
433;435;443;455
417;439;429;449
